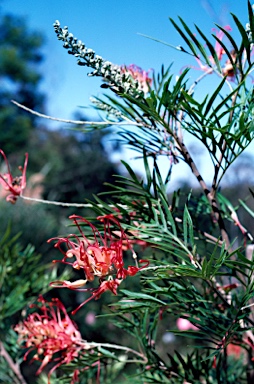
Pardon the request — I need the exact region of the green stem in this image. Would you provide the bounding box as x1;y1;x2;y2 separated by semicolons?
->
79;340;148;364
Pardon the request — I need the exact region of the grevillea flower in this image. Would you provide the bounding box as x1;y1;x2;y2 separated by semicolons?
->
53;21;152;98
14;296;83;383
196;25;232;74
48;214;149;314
212;25;232;61
184;25;237;80
121;64;153;94
0;150;28;204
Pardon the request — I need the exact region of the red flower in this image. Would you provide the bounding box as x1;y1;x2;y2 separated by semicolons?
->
0;150;28;204
48;214;148;313
71;278;122;315
14;296;83;383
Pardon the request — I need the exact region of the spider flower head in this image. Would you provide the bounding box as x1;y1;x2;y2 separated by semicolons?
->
14;296;82;382
48;214;148;313
0;150;28;204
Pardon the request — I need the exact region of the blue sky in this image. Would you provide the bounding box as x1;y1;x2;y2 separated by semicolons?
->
2;0;248;119
1;0;251;187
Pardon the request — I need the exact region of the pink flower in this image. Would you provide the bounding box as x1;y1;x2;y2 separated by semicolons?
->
184;25;236;80
121;64;153;94
0;150;28;204
211;25;232;61
85;311;96;325
48;214;149;313
176;318;199;331
14;296;82;383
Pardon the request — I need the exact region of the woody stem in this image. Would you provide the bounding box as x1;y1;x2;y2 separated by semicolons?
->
0;341;26;384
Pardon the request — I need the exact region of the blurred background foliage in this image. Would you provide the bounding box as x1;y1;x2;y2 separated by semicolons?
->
0;10;121;224
0;11;125;382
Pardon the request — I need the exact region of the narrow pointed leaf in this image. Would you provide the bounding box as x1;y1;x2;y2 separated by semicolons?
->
204;77;226;116
170;18;199;57
239;199;254;218
215;24;239;54
195;24;222;72
231;13;251;64
120;290;167;305
178;17;211;66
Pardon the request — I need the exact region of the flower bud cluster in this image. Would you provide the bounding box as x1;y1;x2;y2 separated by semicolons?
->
53;20;146;98
246;5;254;50
246;22;254;50
90;97;124;119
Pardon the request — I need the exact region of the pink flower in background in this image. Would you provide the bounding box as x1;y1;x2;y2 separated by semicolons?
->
212;25;237;80
0;150;28;204
212;25;232;60
121;64;153;93
176;317;199;331
48;214;149;314
85;311;96;325
226;343;244;358
24;172;45;201
14;296;82;382
184;25;236;80
196;25;232;72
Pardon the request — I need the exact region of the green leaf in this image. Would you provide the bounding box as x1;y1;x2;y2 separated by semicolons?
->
178;17;211;66
248;0;254;36
214;24;239;56
183;205;194;248
195;24;222;72
169;18;199;58
120;289;167;305
212;34;239;79
231;12;252;65
204;77;226;117
239;199;254;218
